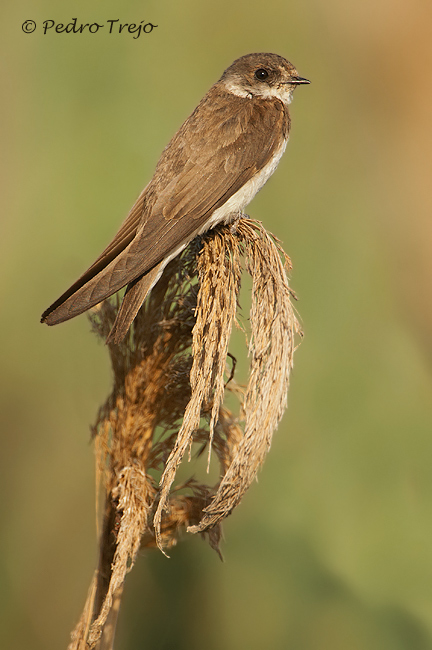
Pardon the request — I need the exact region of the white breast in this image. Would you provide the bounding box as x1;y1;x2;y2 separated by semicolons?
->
141;137;288;298
202;136;288;232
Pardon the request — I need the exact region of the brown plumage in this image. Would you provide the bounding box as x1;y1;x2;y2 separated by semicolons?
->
41;53;309;343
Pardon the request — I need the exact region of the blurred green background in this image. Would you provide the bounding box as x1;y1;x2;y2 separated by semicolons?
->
2;0;432;648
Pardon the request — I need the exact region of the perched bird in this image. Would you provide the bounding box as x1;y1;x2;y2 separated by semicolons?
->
41;53;309;344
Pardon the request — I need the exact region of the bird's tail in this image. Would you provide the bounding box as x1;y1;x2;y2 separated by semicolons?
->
106;261;165;344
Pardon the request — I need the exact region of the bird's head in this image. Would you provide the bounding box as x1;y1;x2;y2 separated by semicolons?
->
220;52;310;105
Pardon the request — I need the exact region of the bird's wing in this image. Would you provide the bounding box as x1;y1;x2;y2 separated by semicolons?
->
41;185;148;321
42;92;288;325
105;261;165;345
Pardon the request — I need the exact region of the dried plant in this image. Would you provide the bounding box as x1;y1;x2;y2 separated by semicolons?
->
67;218;302;650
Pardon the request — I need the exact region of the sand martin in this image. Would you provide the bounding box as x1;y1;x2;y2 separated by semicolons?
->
41;53;309;343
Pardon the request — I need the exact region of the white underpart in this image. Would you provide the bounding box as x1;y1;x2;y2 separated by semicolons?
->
224;79;294;105
143;136;288;296
204;136;288;231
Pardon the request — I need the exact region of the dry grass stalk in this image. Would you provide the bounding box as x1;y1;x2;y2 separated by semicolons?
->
153;228;242;549
68;218;301;650
188;221;300;532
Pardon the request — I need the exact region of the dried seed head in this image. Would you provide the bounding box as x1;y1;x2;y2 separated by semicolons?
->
69;219;301;649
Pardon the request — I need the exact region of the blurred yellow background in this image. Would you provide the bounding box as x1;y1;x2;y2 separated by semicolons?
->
2;0;432;648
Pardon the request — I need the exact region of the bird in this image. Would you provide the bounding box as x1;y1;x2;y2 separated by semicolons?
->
41;52;309;344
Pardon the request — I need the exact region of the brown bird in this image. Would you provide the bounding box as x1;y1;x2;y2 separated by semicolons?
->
41;53;309;344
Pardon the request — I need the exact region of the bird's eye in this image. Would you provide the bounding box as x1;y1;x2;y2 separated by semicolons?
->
254;68;269;80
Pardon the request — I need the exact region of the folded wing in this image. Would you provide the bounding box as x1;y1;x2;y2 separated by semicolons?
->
41;91;288;327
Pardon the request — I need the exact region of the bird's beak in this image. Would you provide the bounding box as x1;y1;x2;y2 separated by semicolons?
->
290;76;311;85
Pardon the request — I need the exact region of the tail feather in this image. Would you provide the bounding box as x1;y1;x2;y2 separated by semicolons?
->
41;232;146;326
106;262;165;345
41;186;148;325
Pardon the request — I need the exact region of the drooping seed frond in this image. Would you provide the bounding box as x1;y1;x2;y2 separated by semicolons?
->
68;218;301;650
